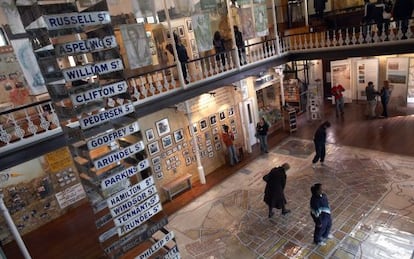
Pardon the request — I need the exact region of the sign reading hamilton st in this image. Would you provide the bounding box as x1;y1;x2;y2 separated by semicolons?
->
110;185;157;218
93;141;145;170
79;103;134;130
71;80;128;106
63;58;124;82
56;35;117;56
107;176;155;208
44;11;111;30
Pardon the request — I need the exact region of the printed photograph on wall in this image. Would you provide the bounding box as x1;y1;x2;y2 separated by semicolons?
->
188;123;198;136
148;141;160;156
151;156;161;165
209;115;217;126
145;128;155;141
387;58;408;84
186;19;193;32
120;24;152;69
219;111;226;121
173;129;184;143
162;135;173;149
228;106;235;117
200;119;208;131
192;13;213;52
155;118;170;137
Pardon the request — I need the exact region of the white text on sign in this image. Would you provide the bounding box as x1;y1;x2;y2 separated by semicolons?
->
107;176;154;208
101;159;149;190
71;80;128;106
63;59;123;82
44;12;111;30
87;121;139;150
56;35;117;56
79;103;134;130
93;141;145;170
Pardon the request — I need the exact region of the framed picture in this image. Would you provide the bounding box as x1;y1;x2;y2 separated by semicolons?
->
162;135;173;149
151;156;161;165
178;25;185;38
156;172;163;179
212;127;218;134
145;128;155;141
219;111;226;121
199;119;208;131
173;128;184;143
206;139;212;146
228;106;235;117
186;19;193;32
165;29;171;40
189;123;198;136
148;141;160;156
208;152;214;158
215;142;222;150
172;27;178;37
156;118;170;137
207;145;213;152
154;164;162;173
190;39;197;53
209;115;217;126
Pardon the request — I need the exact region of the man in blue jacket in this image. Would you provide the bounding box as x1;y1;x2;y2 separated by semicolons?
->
310;183;333;246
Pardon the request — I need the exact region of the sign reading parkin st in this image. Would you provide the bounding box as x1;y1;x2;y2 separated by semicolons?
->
101;158;149;190
56;35;117;56
79;103;134;130
44;11;111;30
71;80;128;106
87;121;139;150
107;176;155;208
93;141;145;170
63;58;123;82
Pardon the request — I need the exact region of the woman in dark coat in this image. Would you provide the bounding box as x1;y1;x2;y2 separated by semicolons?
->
263;163;291;218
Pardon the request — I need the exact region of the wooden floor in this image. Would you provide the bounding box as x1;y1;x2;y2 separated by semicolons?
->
3;101;414;259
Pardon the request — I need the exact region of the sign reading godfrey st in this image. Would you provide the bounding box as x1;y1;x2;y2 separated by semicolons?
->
79;103;134;130
71;80;128;106
94;141;145;169
87;121;139;150
63;58;124;82
44;11;111;30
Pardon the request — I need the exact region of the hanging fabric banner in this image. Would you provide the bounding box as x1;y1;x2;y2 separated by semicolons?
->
254;5;268;37
239;8;255;40
132;0;155;18
192;13;213;52
120;24;152;69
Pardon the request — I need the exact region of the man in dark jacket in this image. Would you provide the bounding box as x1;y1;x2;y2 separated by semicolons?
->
312;121;331;168
310;183;333;246
263;163;291;218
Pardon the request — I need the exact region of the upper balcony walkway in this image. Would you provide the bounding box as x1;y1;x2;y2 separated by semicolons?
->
1;18;414;171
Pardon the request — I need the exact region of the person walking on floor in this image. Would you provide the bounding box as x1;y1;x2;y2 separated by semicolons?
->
263;163;291;218
310;183;333;246
312;121;331;168
256;117;269;153
331;82;345;118
314;0;327;19
380;80;392;118
221;124;239;166
365;81;379;118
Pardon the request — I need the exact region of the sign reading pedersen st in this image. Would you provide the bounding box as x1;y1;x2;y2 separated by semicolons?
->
79;103;134;130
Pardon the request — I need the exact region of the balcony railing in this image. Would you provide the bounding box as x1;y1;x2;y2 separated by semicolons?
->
1;18;413;155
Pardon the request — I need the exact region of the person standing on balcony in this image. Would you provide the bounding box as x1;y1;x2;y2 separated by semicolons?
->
393;0;414;38
234;26;247;65
221;124;239;166
331;83;345;118
175;34;190;84
314;0;327;19
256;117;269;153
213;31;226;67
365;81;380;118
